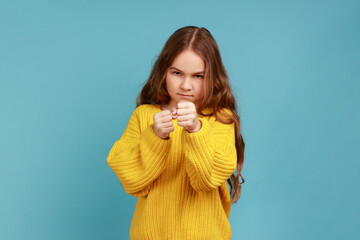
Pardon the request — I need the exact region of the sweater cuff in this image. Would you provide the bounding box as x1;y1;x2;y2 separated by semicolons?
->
140;124;172;169
183;117;212;145
182;117;215;163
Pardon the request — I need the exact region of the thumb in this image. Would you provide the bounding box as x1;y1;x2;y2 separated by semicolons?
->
171;108;177;119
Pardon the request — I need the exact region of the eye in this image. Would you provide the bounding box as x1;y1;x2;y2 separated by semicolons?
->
172;71;181;76
194;75;204;79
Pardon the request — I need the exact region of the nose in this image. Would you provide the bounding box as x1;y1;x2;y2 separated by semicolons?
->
180;77;192;90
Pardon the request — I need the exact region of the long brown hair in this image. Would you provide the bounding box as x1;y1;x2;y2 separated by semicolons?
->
136;26;245;204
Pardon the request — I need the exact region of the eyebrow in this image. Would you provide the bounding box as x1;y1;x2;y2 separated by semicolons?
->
169;66;205;75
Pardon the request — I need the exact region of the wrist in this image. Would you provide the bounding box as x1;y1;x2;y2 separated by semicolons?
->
187;120;202;133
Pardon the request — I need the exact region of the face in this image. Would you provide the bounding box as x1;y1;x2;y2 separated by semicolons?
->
165;49;205;110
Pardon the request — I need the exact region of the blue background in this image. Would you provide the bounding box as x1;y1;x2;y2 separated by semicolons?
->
1;0;359;239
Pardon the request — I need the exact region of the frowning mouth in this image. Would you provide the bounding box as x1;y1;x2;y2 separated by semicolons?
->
179;94;192;97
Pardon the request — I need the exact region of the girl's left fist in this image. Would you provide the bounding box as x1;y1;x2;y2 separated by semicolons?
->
176;101;202;133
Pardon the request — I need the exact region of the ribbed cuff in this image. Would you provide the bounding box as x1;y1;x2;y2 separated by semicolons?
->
183;117;215;154
140;124;172;169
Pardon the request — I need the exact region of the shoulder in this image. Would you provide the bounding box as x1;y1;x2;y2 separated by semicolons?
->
134;104;159;113
201;108;233;121
133;104;160;122
217;108;234;119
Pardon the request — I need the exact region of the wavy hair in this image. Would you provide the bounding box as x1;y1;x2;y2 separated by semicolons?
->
136;26;245;204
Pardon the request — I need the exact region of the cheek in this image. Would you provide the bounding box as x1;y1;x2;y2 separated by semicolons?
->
165;73;172;87
172;74;182;84
165;76;177;91
196;81;204;94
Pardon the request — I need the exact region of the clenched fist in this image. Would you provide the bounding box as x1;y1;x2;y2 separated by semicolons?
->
153;109;177;139
176;101;202;133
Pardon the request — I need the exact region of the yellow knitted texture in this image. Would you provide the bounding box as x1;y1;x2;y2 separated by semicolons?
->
107;104;237;240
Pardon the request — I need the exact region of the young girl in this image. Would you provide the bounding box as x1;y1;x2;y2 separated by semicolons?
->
107;26;245;240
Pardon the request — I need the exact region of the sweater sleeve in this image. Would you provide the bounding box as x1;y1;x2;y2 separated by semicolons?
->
107;107;172;197
183;111;237;192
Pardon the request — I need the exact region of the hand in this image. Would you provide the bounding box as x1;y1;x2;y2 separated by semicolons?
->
153;109;176;139
175;101;201;133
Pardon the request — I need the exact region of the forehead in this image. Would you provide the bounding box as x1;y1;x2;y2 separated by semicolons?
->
170;50;205;73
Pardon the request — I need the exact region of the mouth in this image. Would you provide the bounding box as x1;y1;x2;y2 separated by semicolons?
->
178;94;193;97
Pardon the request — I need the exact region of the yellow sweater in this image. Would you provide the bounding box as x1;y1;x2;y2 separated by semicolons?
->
107;104;237;240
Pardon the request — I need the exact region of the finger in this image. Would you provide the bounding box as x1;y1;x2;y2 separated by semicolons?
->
154;110;171;119
177;108;196;117
171;110;177;119
164;125;175;132
176;115;193;122
161;121;174;128
160;110;172;116
176;119;192;127
160;115;173;123
176;115;188;122
177;101;194;110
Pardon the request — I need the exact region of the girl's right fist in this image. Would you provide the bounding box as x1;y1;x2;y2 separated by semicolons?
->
153;109;176;139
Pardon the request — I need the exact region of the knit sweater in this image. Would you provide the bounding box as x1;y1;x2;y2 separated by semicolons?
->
107;104;237;240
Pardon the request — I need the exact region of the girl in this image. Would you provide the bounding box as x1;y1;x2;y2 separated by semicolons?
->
107;26;245;240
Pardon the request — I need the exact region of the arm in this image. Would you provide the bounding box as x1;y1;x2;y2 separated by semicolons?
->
183;112;237;192
107;107;172;197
